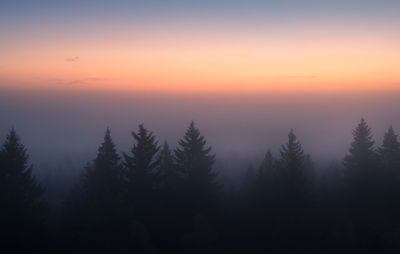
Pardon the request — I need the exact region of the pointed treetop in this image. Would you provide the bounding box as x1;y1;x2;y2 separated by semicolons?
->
349;118;375;153
0;128;44;206
1;128;29;161
158;141;173;165
259;149;276;178
178;121;210;152
382;125;399;148
280;129;304;159
132;124;158;147
94;127;120;167
157;141;177;181
264;149;273;161
175;121;216;179
161;141;171;154
279;129;305;172
344;118;377;172
123;123;160;177
378;125;400;157
5;127;19;145
102;127;113;148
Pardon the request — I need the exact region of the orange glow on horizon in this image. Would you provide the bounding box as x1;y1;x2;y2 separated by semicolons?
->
1;29;399;94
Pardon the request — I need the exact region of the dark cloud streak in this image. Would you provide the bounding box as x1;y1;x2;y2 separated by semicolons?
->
64;56;79;62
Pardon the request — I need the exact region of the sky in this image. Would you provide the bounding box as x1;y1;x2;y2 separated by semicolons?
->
1;0;399;93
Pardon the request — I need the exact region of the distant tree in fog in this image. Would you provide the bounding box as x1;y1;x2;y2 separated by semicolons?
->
344;118;378;178
278;129;313;193
156;141;179;190
258;150;276;179
377;126;400;176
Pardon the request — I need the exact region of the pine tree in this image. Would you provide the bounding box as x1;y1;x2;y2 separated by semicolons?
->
175;122;217;188
175;121;218;213
156;141;178;190
123;124;159;220
84;128;123;202
276;130;315;248
344;118;377;177
377;126;400;175
257;150;279;198
0;128;46;251
258;150;276;180
343;122;382;251
76;128;128;252
279;129;307;189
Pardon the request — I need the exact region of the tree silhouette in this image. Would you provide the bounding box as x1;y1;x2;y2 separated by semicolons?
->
274;130;316;252
0;128;46;252
343;118;383;252
258;150;276;180
156;141;179;190
153;142;184;252
257;150;278;200
175;121;218;215
378;126;400;176
84;128;124;204
4;119;400;253
279;129;310;192
72;128;128;252
344;118;377;177
123;124;159;223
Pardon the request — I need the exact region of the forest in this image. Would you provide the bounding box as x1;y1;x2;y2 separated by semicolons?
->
1;118;400;253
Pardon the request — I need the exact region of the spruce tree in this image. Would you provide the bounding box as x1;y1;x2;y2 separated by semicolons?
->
279;129;307;190
156;141;178;190
84;128;123;203
377;126;400;175
153;142;183;251
257;150;278;198
277;130;315;249
123;124;159;220
343;120;382;251
0;128;45;251
258;150;276;180
78;128;127;252
344;118;377;178
175;121;218;213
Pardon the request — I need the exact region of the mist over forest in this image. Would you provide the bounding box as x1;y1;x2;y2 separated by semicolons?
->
2;88;400;253
2;89;399;176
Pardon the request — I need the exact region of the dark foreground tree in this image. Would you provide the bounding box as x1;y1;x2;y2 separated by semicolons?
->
0;128;46;252
154;142;185;252
273;130;316;252
343;118;385;253
124;124;159;197
62;128;128;253
175;121;218;215
84;128;124;204
123;124;159;250
83;128;127;250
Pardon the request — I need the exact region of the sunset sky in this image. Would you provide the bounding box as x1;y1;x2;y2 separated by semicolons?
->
1;0;399;93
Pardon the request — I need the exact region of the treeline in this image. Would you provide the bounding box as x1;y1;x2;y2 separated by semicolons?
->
1;119;400;253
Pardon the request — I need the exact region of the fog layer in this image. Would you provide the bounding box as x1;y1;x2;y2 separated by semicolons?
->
1;89;399;178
